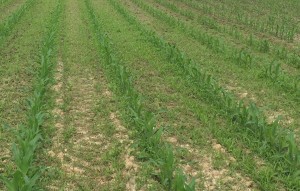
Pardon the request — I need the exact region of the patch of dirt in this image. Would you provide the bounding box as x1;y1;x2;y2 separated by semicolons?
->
167;136;255;190
201;156;254;191
47;59;109;188
167;136;178;144
103;89;112;98
225;84;256;101
110;112;138;191
266;109;294;125
110;112;127;132
52;60;65;124
212;139;236;162
294;34;300;43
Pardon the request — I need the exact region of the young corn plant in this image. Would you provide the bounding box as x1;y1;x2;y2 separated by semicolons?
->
265;61;281;81
158;145;175;189
234;49;253;67
276;47;288;60
259;39;270;53
173;169;195;191
288;53;300;69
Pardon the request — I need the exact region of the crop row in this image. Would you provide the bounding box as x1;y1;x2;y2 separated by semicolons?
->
131;0;299;99
0;0;10;4
178;0;298;42
110;0;300;189
0;0;36;46
0;1;62;190
155;0;300;70
84;0;195;190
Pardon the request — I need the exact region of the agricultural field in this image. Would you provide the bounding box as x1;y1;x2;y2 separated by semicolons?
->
0;0;299;190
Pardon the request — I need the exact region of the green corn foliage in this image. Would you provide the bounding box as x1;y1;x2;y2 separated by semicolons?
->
263;61;299;96
287;53;300;69
84;0;194;189
276;47;288;59
109;0;300;188
173;169;196;191
265;61;281;81
0;0;36;46
259;39;270;53
158;145;174;189
0;2;62;190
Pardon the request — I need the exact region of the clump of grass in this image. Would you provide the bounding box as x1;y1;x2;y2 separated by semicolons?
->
62;126;76;143
259;39;270;53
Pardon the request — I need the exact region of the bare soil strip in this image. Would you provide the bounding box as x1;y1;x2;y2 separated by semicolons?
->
45;0;136;190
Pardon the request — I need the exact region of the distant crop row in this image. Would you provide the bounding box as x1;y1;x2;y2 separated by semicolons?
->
0;0;10;4
131;0;299;99
0;0;36;46
155;0;300;70
178;0;299;42
110;0;300;189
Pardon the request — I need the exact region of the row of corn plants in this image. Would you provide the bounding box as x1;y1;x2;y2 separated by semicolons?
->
262;61;299;101
0;0;11;5
84;0;195;190
131;0;300;97
0;1;62;190
0;0;37;46
178;0;298;42
156;0;300;69
0;0;10;5
248;36;300;70
153;0;195;20
109;0;300;189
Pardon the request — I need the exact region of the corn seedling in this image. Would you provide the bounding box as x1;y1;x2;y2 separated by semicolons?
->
234;49;253;67
157;145;174;189
265;61;281;81
259;39;270;53
288;53;300;69
173;169;195;191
